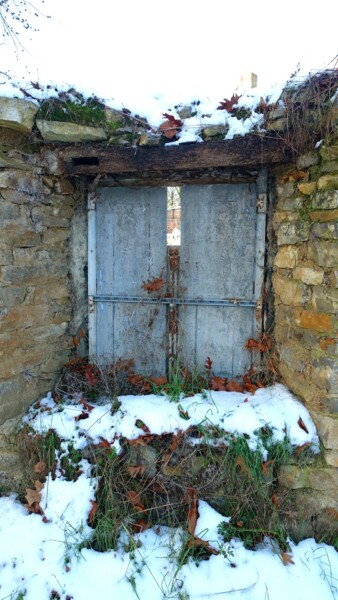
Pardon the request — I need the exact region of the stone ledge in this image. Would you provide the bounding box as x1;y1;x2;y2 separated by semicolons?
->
0;97;38;134
36;120;107;143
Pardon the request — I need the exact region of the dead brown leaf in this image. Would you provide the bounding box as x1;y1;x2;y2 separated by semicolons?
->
159;113;182;139
271;494;279;509
34;460;47;474
142;276;165;293
226;379;244;393
187;535;219;555
236;456;252;479
88;500;98;524
297;417;309;434
281;551;295;565
210;376;228;391
187;487;198;536
127;465;146;478
126;490;145;513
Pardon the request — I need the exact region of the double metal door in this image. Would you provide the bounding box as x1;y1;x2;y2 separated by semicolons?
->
88;179;266;377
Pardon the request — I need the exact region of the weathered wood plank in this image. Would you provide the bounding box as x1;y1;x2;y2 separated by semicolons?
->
61;135;292;176
90;168;258;187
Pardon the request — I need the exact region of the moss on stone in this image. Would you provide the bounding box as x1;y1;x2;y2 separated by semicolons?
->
37;94;106;127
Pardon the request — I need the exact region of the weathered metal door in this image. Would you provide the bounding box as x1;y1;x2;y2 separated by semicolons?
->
89;178;266;377
178;183;264;375
90;187;168;375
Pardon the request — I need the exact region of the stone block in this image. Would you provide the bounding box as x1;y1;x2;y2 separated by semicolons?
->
312;190;338;210
293;266;324;285
276;182;296;199
294;309;333;333
310;209;338;222
274;211;298;224
311;286;338;314
0;285;26;307
36;120;107;143
297;182;316;195
0;243;13;266
0;189;40;205
279;465;338;493
202;125;228;140
277;195;303;211
273;275;309;305
307;240;338;267
276;222;310;245
310;364;336;392
296;152;320;169
324;451;338;467
0;380;24;424
274;245;299;268
0;97;38;134
317;174;338;191
0;170;51;195
0;303;49;333
138;132;162;146
42;229;70;244
54;179;75;195
176;105;193;119
312;413;338;451
311;221;338;240
278;341;308;373
278;362;320;407
0;201;20;219
0;264;59;285
319;161;338;175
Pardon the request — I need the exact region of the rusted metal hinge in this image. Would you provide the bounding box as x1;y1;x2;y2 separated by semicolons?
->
256;193;267;213
255;298;263;322
88;295;95;314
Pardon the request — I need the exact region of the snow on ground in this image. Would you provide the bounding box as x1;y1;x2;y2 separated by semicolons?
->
1;384;337;600
23;383;320;457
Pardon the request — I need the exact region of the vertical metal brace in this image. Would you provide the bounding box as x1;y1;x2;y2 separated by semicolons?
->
88;192;97;359
254;170;268;336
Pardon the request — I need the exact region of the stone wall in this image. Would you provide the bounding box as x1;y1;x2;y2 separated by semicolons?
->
272;141;338;533
0;87;337;536
0;108;85;490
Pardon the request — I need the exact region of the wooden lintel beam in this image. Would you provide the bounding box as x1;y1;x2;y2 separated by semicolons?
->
88;168;258;188
60;135;292;176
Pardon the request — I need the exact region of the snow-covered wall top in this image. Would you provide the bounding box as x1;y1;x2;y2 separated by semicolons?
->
0;70;337;149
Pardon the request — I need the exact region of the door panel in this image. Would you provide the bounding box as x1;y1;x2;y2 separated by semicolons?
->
95;187;167;374
179;184;258;376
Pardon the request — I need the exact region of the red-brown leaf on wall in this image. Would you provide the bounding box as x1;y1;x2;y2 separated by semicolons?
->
159;113;182;139
217;94;242;112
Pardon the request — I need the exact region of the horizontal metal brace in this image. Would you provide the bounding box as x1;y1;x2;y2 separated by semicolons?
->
93;295;255;308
